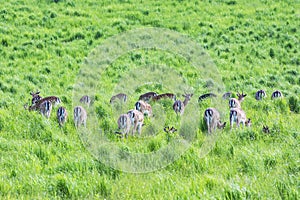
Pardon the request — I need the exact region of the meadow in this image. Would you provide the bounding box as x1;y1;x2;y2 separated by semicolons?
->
0;0;299;199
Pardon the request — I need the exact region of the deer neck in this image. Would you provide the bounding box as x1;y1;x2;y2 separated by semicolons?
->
183;98;190;106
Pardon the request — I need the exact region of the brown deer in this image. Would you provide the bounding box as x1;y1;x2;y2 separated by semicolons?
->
80;95;91;107
139;92;158;102
110;93;127;104
30;91;42;105
127;109;144;135
173;93;193;116
74;106;87;128
222;92;232;99
228;92;247;109
39;100;52;118
203;108;226;133
57;106;68;127
198;93;217;102
135;100;152;117
255;90;267;100
28;96;61;111
152;93;176;102
229;108;251;130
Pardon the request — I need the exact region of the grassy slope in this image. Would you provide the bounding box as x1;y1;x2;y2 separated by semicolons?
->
0;0;299;199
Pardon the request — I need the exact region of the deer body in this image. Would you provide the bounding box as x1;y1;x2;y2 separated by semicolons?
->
57;106;68;126
139;92;158;102
152;93;176;102
127;109;144;135
222;92;232;99
117;114;131;137
110;93;127;104
135;100;152;117
74;106;87;128
204;108;226;133
80;95;91;107
40;100;52;118
29;96;61;111
230;108;251;130
271;90;283;99
173;94;193;116
255;90;266;100
228;92;247;109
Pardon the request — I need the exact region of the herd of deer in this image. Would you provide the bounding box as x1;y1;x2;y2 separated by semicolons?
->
25;89;283;137
24;91;90;128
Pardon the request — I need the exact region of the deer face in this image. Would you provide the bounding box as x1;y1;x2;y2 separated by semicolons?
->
30;91;42;105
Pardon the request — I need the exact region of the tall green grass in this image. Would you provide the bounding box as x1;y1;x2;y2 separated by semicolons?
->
0;0;299;198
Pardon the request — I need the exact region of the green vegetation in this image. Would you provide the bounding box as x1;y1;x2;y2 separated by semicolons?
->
0;0;299;199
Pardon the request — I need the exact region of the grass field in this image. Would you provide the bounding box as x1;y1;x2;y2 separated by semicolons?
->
0;0;299;199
